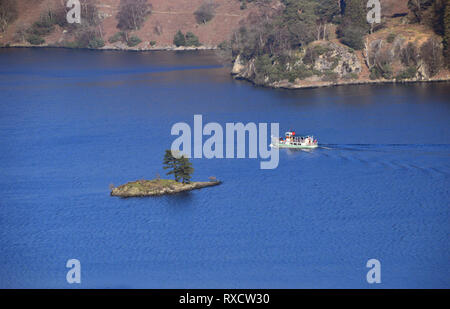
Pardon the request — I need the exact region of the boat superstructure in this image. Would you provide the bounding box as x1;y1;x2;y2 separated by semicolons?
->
271;131;318;149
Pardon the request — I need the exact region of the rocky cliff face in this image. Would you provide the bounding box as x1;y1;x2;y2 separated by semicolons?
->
231;54;254;79
311;42;362;77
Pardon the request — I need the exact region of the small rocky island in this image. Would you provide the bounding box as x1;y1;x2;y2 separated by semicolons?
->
111;150;221;198
110;179;221;198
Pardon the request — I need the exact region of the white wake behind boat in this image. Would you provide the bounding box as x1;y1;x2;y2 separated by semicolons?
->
270;131;318;149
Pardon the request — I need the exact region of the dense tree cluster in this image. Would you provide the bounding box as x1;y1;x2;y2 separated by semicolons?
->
232;0;447;55
408;0;447;35
173;30;201;47
337;0;371;50
408;0;435;23
231;0;344;62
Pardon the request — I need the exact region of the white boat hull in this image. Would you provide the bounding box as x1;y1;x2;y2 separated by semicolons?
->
270;143;319;149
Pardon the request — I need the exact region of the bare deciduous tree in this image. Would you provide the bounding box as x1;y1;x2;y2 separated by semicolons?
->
400;42;419;67
420;37;444;77
117;0;151;31
80;0;101;26
13;23;28;43
0;0;18;32
194;0;218;24
154;21;163;35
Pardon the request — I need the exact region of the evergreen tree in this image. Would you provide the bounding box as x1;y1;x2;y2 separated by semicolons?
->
163;150;181;182
185;32;201;46
315;0;340;40
316;0;340;24
429;0;447;35
280;0;319;48
338;0;370;49
342;0;369;30
173;30;186;47
178;156;194;184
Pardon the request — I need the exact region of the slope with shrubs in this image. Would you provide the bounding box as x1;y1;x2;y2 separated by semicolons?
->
0;0;256;49
1;0;449;89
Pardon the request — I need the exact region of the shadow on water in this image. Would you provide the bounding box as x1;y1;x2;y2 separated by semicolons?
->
164;191;194;206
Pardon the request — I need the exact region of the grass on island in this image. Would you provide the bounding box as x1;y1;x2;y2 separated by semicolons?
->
120;179;190;190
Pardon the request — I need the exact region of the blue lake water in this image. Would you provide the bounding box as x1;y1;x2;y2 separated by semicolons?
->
0;48;449;288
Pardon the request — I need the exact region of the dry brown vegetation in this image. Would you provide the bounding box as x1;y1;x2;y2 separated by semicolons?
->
0;0;256;48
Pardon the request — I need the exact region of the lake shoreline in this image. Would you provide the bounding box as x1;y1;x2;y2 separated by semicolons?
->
233;75;450;90
0;44;218;52
2;45;449;90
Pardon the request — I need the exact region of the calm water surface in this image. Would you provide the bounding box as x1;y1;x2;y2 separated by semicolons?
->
0;48;449;288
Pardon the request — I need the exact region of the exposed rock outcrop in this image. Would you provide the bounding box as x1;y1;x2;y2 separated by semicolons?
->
311;42;362;77
231;54;256;79
232;41;362;88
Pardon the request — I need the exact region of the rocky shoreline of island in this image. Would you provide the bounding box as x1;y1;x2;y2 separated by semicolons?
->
110;179;222;198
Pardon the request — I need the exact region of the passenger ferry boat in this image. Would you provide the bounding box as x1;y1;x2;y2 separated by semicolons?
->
271;131;318;149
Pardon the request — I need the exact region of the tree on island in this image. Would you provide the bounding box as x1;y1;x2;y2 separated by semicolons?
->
163;150;194;184
178;156;194;184
163;150;180;181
